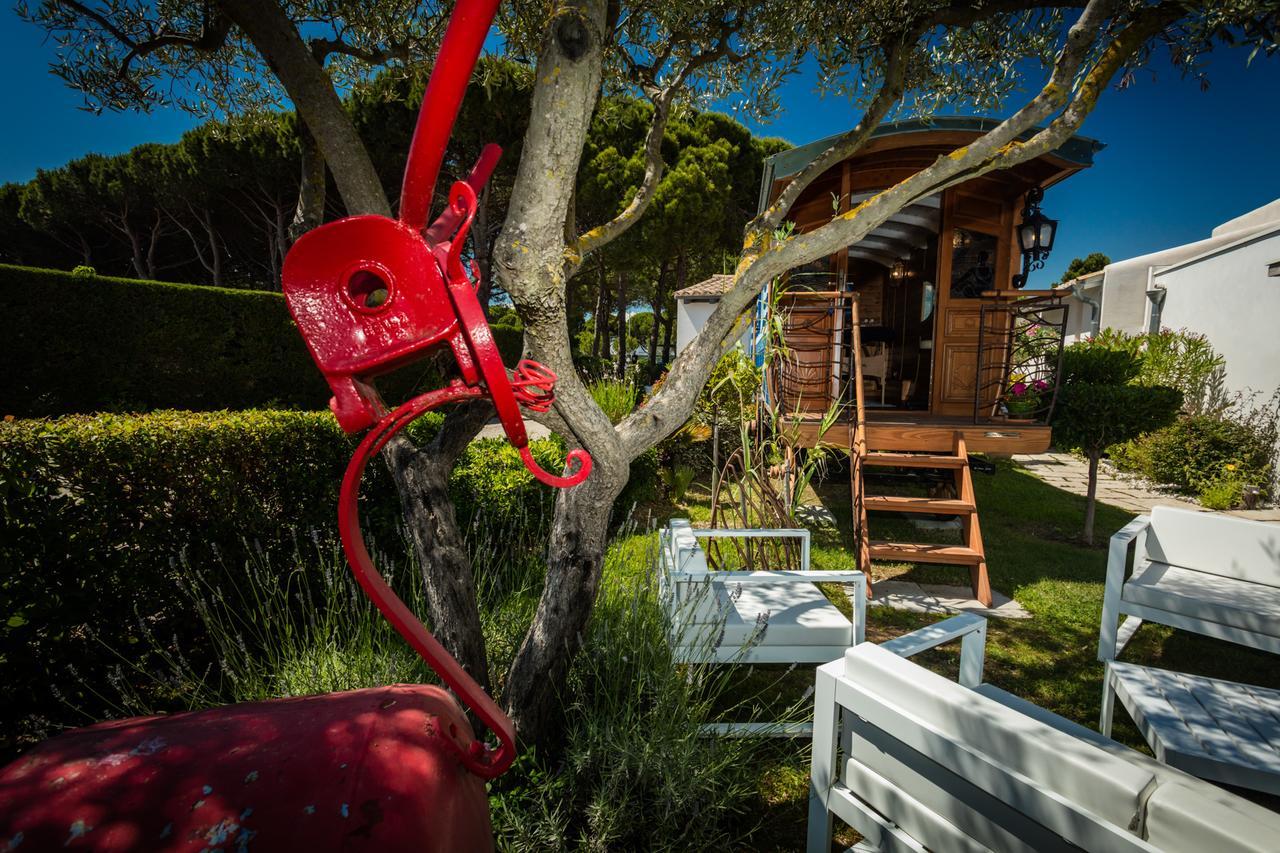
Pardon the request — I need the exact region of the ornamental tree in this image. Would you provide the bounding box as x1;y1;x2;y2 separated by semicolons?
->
23;0;1279;745
1052;344;1182;544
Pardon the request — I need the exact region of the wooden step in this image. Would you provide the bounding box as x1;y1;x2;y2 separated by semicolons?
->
868;542;983;565
864;452;967;469
864;495;975;515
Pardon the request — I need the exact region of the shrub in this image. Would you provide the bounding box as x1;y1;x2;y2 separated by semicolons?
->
1052;343;1182;543
588;376;638;425
71;264;96;277
1115;407;1276;497
0;263;331;416
1089;327;1226;415
660;464;696;502
1198;471;1247;510
0;408;572;756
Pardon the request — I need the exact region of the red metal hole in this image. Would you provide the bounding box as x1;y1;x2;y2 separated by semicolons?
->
346;268;392;312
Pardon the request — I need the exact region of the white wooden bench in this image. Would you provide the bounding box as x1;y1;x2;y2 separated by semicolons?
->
1102;660;1280;796
659;518;865;666
809;614;1280;852
1099;506;1280;661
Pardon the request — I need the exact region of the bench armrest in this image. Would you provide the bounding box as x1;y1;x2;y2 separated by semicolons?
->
879;613;987;688
1107;515;1150;586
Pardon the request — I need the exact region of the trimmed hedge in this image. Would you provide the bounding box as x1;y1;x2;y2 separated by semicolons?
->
0;264;329;415
0;264;526;417
0;409;560;756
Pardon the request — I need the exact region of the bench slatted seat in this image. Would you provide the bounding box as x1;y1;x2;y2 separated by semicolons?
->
1102;661;1280;795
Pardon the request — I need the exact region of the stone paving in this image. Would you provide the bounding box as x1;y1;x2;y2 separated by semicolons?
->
1012;452;1280;522
867;580;1031;620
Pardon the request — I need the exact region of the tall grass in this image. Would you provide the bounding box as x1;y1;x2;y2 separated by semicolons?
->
490;530;766;851
588;376;639;425
61;512;771;851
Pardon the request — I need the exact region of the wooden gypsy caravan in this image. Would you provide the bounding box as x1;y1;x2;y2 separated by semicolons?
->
678;118;1101;605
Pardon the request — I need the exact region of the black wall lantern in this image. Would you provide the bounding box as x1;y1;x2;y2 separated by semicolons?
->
1012;186;1057;289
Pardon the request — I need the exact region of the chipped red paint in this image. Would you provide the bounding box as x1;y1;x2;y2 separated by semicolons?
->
0;686;493;851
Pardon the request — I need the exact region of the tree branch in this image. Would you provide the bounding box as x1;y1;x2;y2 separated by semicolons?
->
620;0;1170;457
563;28;739;277
217;0;391;218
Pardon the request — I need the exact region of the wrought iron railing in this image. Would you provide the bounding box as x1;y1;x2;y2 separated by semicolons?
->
973;293;1069;425
764;290;860;426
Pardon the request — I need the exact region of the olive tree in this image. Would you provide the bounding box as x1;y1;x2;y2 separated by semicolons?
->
24;0;1278;745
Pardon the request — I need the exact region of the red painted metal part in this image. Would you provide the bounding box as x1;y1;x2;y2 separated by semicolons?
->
339;383;516;777
0;685;495;851
2;2;581;848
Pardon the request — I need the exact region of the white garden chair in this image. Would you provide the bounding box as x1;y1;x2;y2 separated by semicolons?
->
659;518;865;665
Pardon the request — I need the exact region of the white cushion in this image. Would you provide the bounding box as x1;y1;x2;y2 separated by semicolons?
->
1124;560;1280;635
1144;781;1280;853
843;643;1157;833
672;580;849;650
1147;506;1280;586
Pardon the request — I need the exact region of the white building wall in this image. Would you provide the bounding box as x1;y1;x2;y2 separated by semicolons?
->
1152;229;1280;397
675;298;752;355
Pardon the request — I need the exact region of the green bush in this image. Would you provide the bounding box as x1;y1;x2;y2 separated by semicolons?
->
0;263;333;416
1114;412;1275;496
588;376;639;425
0;408;575;756
1198;472;1247;510
1089;327;1225;414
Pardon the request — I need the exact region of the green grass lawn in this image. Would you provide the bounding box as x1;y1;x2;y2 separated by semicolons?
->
637;457;1280;850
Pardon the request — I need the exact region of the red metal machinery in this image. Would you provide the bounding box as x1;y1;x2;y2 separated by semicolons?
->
0;1;590;849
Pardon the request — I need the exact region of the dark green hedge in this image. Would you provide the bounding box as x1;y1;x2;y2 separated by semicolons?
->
0;264;526;417
0;409;560;757
0;264;329;415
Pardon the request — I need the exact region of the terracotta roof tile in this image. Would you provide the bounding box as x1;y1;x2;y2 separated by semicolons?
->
673;274;734;299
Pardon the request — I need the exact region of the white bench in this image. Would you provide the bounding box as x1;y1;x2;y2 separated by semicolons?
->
809;614;1280;852
1099;506;1280;661
659;518;865;665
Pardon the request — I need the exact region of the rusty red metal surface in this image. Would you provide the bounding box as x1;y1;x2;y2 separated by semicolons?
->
0;686;494;851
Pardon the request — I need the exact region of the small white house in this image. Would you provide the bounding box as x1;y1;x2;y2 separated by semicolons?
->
1057;198;1280;397
673;274;754;355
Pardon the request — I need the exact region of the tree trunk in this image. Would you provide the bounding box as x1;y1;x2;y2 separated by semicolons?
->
648;257;669;369
1084;450;1100;546
502;450;628;745
291;124;327;240
385;401;495;693
661;250;687;364
589;267;603;358
615;270;627;378
661;306;674;365
596;266;611;361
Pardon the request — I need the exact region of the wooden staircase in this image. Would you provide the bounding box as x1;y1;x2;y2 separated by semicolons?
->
843;299;992;607
861;433;991;607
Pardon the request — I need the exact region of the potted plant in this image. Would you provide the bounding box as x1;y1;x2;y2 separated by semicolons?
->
1004;378;1048;419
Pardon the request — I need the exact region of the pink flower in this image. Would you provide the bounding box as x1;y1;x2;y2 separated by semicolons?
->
1010;382;1028;396
1033;379;1049;392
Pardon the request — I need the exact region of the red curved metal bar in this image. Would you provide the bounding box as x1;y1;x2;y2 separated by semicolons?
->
339;383;517;780
399;0;503;231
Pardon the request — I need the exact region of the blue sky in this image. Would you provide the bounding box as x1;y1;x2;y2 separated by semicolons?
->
2;12;1278;285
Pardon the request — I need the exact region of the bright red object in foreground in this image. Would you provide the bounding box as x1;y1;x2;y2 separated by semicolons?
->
0;686;493;851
